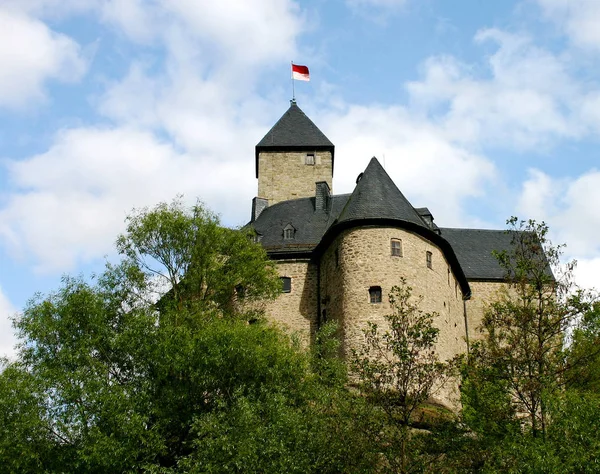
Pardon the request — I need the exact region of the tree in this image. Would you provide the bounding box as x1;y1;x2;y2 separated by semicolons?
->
115;197;280;316
454;218;600;472
0;199;374;473
565;297;600;393
352;278;451;474
468;218;588;437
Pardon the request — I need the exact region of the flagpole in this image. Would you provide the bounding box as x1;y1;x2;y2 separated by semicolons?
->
291;61;295;102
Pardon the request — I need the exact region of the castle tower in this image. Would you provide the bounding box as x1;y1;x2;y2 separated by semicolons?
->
255;101;334;206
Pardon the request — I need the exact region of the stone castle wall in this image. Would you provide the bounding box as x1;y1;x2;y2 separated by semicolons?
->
257;151;333;205
464;281;510;343
319;226;467;362
262;259;318;347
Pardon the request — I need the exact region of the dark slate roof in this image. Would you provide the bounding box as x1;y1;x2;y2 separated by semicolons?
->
440;228;513;280
252;194;350;256
336;157;427;228
255;102;335;177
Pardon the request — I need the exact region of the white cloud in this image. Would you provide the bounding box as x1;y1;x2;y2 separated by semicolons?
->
322;104;496;225
0;126;260;272
0;0;306;273
573;257;600;292
517;168;561;219
0;7;87;109
0;287;17;359
517;168;600;290
163;0;302;65
407;28;581;149
535;0;600;50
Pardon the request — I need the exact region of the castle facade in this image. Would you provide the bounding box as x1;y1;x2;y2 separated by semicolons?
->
249;101;511;374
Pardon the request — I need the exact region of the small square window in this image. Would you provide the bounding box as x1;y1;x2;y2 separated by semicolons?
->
391;239;402;257
369;286;382;304
281;277;291;293
305;154;315;165
426;251;433;269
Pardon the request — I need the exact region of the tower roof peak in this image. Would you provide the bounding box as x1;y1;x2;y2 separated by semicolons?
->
336;157;426;228
255;102;334;177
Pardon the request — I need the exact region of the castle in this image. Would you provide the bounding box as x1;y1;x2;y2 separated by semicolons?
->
249;101;512;370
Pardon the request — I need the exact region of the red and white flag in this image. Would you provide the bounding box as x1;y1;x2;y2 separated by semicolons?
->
291;63;310;81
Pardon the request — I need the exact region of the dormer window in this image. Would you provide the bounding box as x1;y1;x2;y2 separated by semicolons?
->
283;223;295;240
305;153;315;165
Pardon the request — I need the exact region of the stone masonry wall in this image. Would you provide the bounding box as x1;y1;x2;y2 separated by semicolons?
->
257;151;333;205
465;281;510;343
320;226;467;360
320;226;468;407
262;259;318;347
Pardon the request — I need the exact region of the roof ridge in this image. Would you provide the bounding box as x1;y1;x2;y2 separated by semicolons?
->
441;227;507;232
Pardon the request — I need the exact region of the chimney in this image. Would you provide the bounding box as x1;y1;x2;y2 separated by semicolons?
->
251;197;268;221
315;181;330;211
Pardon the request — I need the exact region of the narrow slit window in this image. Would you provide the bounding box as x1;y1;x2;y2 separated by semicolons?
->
426;251;433;269
369;286;382;304
305;153;315;165
281;277;291;293
391;239;402;257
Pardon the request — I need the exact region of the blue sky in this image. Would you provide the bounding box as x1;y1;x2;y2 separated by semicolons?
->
1;0;600;356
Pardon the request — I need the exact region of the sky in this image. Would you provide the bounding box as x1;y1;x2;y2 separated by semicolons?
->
1;0;600;357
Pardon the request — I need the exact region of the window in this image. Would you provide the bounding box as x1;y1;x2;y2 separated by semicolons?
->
283;223;295;240
369;286;382;304
391;239;403;257
426;251;433;269
305;153;315;165
280;277;291;293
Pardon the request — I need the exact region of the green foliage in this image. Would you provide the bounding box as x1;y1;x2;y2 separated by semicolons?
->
0;199;375;473
352;278;450;474
566;298;600;392
476;218;587;437
116;197;280;315
451;217;600;472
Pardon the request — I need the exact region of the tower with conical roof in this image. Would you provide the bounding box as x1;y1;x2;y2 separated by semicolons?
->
255;101;334;206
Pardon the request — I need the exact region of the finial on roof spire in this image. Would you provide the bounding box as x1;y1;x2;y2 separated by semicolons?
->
290;98;297;105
